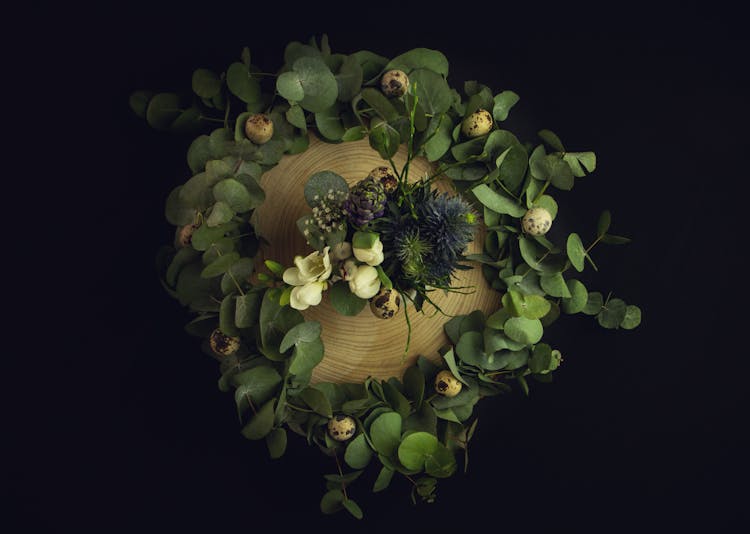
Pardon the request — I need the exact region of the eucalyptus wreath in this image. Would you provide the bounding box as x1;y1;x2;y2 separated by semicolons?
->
133;36;641;519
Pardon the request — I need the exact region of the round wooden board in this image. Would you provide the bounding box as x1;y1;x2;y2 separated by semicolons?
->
253;135;500;384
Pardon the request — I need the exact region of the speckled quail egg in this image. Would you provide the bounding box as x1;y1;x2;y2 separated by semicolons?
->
461;109;493;138
368;166;398;195
434;370;462;397
369;287;401;320
209;328;240;357
327;414;356;441
522;207;552;236
244;113;274;144
380;69;409;98
175;223;199;248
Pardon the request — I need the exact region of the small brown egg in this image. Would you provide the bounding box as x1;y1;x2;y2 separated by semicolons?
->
369;287;401;319
327;414;356;441
461;109;493;138
244;113;274;144
434;370;462;397
521;207;552;236
209;328;240;357
380;69;409;98
175;223;199;248
368;166;398;195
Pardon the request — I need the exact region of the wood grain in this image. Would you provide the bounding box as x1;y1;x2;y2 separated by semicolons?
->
253;135;500;384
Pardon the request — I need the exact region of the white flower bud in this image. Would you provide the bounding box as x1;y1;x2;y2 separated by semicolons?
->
348;265;381;299
290;281;326;310
353;237;384;266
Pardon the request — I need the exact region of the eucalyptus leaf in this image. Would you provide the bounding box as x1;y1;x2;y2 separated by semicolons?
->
266;428;287;459
410;69;452;114
621;305;642;329
373;466;394;492
300;386;333;418
146;92;181;131
503;317;543;345
227;62;261;104
304;170;349;206
492;90;520;121
280;321;322;353
561;279;588;314
240;397;276;440
398;431;438;471
289;338;325;375
472;184;526;217
582;291;604;315
369;412;402;458
597;298;628;328
192;68;221;99
540;272;572;298
386;48;449;76
566;233;585;272
201;252;240;279
344;434;373;469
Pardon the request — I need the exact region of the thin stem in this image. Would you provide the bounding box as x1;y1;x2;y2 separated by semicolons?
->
333;453;349;500
245;393;257;415
585;234;604;254
532;179;552;204
211;244;245;296
223;97;231;130
286;402;315;413
199;115;226;124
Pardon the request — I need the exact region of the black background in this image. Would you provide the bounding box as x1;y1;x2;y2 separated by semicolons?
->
10;2;748;532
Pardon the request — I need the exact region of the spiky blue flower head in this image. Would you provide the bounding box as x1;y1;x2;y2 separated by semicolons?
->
417;190;477;268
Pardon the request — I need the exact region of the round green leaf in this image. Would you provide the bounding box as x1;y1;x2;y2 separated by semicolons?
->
201;252;240;279
276;71;304;102
335;54;363;102
240;397;276;440
288;338;324;375
165;186;197;226
424;443;457;478
583;291;604;315
369;412;402;458
503;317;543;345
206;201;234;227
280;321;322;353
329;281;366;316
566;233;585;272
540;272;572;298
597;298;628;328
410;68;452;115
221;258;254;294
192;68;221;99
129;90;153;118
292;56;338;112
213;179;255;212
320;490;344;514
472;184;527;218
621;305;642;329
187;135;212;174
344;434;373;469
533;194;558;220
386;48;449;76
493;90;520;122
226;62;261;104
266;428;287;459
397;431;438;471
315;104;345;141
304;170;348;207
235;291;262;328
561;279;588;314
146;92;181;131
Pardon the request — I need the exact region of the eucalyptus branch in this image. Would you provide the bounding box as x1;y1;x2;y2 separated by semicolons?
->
333;453;349;500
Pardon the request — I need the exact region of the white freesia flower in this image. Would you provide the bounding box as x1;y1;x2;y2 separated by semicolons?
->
340;259;358;281
283;247;332;310
353;236;384;266
283;246;332;286
348;265;381;299
330;242;352;261
290;281;326;310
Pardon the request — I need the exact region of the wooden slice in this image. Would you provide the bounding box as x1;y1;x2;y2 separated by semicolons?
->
253;135;500;384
